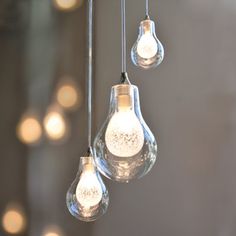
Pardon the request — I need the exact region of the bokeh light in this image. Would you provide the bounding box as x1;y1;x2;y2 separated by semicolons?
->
53;0;83;11
2;204;26;234
17;115;42;145
45;233;60;236
44;110;67;141
42;225;64;236
56;84;79;110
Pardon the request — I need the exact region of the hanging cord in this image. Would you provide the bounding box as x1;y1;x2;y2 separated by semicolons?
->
87;0;93;154
145;0;150;18
120;0;131;84
121;0;126;73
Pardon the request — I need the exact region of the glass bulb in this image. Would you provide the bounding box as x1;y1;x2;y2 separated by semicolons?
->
66;155;109;222
94;81;157;182
131;18;164;69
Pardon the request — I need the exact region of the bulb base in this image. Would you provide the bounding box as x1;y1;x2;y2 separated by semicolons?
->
140;19;155;34
80;156;95;172
112;84;136;110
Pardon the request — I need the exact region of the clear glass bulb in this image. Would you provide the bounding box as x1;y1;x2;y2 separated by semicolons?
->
66;154;109;222
94;79;157;182
131;18;164;69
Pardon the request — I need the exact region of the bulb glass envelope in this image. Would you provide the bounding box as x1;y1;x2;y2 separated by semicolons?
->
66;155;109;222
131;19;164;69
94;83;157;182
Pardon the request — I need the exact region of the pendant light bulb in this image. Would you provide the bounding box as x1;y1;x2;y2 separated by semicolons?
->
131;18;164;69
66;153;109;222
94;77;157;182
105;93;144;158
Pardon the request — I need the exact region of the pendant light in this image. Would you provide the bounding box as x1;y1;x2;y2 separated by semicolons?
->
66;0;109;222
131;0;164;69
93;0;157;183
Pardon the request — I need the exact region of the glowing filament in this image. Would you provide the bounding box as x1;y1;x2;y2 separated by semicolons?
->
137;33;158;59
76;169;103;208
105;110;144;157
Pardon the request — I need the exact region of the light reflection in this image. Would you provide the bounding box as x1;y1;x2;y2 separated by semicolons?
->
56;83;80;110
2;204;26;234
44;108;68;141
53;0;83;11
17;114;42;145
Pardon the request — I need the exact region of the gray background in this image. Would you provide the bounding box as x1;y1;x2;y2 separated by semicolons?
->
1;0;236;236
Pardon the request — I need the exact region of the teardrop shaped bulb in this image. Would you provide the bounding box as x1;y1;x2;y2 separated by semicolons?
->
131;18;164;69
94;81;157;182
66;155;109;222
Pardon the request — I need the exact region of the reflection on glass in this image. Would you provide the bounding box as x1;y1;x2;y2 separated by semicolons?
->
17;114;42;145
56;83;81;110
2;204;26;235
53;0;83;11
43;109;68;142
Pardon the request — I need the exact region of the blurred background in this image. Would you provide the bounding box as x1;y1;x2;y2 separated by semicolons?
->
1;0;236;236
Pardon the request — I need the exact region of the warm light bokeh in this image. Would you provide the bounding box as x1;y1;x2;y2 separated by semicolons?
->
2;207;26;234
45;233;60;236
53;0;83;11
57;84;78;109
17;116;42;144
42;225;64;236
44;111;67;141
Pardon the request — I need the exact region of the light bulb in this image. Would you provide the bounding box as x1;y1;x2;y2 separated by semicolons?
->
131;18;164;69
94;77;157;182
66;154;109;222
